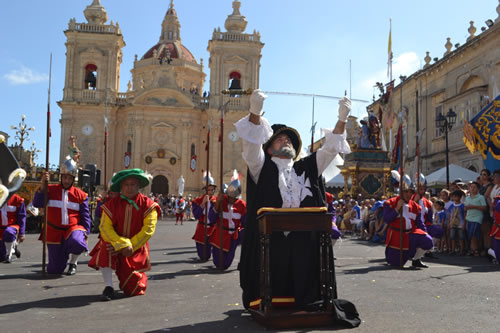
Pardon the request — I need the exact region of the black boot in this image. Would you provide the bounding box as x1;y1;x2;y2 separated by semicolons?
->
101;286;115;301
66;263;77;275
14;245;21;258
412;259;429;268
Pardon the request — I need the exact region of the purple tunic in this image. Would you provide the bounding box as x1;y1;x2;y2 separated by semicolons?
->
32;187;90;274
383;201;433;266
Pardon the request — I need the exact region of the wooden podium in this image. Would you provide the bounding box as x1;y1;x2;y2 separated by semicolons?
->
249;207;338;329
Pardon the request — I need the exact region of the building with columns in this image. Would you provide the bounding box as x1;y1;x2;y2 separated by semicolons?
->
370;2;500;179
58;0;263;197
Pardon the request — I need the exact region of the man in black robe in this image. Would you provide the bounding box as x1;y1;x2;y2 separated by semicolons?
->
234;90;352;310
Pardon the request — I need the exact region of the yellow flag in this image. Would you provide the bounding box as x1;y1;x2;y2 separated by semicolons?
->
387;19;393;79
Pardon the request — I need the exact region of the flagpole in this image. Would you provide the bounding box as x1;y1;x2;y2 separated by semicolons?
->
218;104;225;270
388;19;394;152
416;90;420;188
399;75;406;268
203;123;210;262
104;93;108;189
310;96;316;153
42;53;52;274
399;124;404;269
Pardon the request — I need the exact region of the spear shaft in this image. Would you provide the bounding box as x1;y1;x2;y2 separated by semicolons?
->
218;106;224;270
203;126;210;262
42;54;52;274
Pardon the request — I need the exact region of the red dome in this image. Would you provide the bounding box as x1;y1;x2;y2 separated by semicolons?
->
142;42;196;63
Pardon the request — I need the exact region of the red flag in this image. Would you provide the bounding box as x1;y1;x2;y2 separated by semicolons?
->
392;125;402;164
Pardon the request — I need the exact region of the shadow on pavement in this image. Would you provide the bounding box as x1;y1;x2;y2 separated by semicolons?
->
144;309;351;333
0;272;66;281
151;259;201;266
149;267;237;281
150;246;195;252
0;295;101;314
163;250;198;255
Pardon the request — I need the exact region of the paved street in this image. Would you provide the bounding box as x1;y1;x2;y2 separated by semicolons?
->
1;216;499;333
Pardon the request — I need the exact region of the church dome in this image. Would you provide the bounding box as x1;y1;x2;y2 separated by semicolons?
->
141;1;197;64
141;42;196;64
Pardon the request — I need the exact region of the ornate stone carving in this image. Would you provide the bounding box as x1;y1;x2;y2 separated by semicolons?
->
467;21;476;42
444;38;452;56
424;51;431;68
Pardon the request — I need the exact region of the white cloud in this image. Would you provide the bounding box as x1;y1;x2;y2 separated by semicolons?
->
3;66;48;85
357;51;421;101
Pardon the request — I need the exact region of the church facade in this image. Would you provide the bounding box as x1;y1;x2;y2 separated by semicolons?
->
57;0;263;197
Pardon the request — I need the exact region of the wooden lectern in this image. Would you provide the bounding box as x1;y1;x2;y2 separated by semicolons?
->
249;207;338;329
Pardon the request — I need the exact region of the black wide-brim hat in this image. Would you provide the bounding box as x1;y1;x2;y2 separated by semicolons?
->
263;124;302;158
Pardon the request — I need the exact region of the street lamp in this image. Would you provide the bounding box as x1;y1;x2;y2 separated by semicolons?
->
10;114;36;148
435;108;457;188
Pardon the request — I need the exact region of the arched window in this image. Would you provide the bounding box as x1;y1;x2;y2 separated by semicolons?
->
468;165;477;172
84;64;97;90
127;140;132;154
228;71;241;90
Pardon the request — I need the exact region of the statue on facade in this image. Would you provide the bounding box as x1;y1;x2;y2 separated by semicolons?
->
68;136;81;164
177;175;185;196
358;115;381;149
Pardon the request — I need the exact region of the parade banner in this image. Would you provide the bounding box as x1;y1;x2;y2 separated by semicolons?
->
463;94;500;173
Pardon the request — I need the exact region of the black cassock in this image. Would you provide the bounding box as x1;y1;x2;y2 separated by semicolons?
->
238;152;328;309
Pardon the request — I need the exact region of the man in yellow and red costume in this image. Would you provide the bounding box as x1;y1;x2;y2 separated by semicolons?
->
208;173;246;269
88;169;160;300
33;157;91;275
383;173;433;268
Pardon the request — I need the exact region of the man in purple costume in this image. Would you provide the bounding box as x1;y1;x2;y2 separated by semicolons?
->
326;192;342;243
383;174;433;268
33;157;91;275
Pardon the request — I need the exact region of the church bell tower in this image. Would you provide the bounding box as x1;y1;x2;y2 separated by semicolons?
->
207;0;264;109
58;0;125;167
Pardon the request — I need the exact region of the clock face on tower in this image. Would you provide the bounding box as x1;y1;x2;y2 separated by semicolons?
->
228;131;239;142
82;124;94;136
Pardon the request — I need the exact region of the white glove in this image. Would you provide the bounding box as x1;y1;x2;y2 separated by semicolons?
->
338;96;351;122
249;89;267;116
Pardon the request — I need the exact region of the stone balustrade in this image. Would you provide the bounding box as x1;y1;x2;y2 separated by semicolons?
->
68;22;120;34
212;31;261;43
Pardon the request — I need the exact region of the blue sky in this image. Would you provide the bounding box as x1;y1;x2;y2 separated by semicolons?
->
1;0;497;165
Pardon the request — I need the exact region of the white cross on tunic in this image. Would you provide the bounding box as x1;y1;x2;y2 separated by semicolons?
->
47;190;80;225
402;204;416;230
1;205;17;226
418;199;428;222
222;204;241;234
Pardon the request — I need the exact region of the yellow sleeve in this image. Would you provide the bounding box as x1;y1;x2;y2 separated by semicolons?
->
99;212;132;251
130;209;158;252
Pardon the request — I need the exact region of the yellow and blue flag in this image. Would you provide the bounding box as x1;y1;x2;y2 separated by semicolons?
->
463;94;500;173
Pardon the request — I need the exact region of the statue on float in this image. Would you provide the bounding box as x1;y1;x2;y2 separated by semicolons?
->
358;114;381;149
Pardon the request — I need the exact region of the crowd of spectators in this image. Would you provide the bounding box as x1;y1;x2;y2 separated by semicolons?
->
332;168;500;263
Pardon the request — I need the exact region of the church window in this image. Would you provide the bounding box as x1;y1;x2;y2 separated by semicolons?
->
168;31;173;40
228;71;242;90
434;105;443;138
84;64;98;90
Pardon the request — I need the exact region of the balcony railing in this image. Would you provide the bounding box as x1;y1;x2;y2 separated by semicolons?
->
68;22;121;35
212;31;261;43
